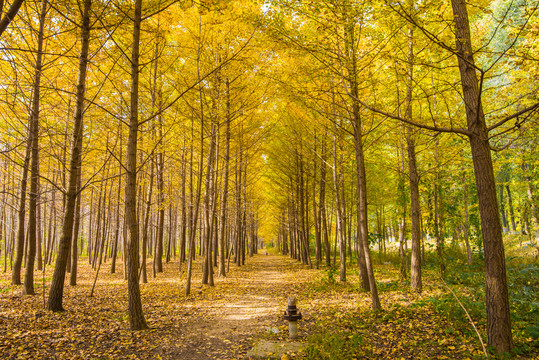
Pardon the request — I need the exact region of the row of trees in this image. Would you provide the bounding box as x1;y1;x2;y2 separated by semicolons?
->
260;0;539;355
1;0;538;355
0;0;268;330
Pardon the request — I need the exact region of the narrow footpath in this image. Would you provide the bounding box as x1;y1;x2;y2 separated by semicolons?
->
152;254;316;359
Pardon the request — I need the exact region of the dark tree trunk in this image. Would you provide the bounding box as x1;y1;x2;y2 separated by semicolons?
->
12;134;31;285
407;130;422;294
218;79;231;277
110;134;122;274
124;0;148;330
47;0;90;310
434;140;445;276
69;167;82;286
23;0;49;296
141;160;154;283
451;0;512;352
319;143;330;267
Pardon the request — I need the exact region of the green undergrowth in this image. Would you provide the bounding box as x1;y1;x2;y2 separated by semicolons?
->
303;304;480;359
302;252;538;359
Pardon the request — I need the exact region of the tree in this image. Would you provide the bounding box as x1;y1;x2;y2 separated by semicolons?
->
124;0;148;330
48;0;91;311
450;0;512;351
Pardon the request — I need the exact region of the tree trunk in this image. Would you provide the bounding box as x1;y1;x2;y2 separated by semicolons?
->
124;0;148;330
47;0;90;310
403;21;422;294
70;167;82;286
505;185;516;233
434;139;445;276
179;142;187;267
218;79;231;277
524;168;539;247
451;0;512;352
12;145;30;285
185;16;206;295
332;123;346;282
141;160;154;283
463;180;472;265
110;133;123;274
23;0;48;296
319;142;330;267
407;129;422;293
499;184;509;233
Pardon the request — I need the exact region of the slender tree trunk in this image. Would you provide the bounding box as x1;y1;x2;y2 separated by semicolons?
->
434;139;445;276
319;144;330;267
202;114;217;285
124;0;148;330
23;0;48;296
499;184;508;233
332;123;346;282
11;76;32;285
342;3;377;303
407;129;421;293
47;0;90;310
141;160;154;283
179;143;187;267
463;179;472;265
404;22;422;294
218;79;231;277
312;135;321;269
111;134;123;274
505;185;516;233
70;167;82;286
36;186;42;271
185;16;205;296
524;168;539;246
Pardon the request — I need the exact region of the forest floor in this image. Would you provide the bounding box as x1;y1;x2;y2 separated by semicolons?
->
0;251;537;359
0;253;316;360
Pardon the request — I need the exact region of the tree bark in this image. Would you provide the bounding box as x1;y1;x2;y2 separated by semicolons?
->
47;0;89;310
124;0;148;330
332;123;346;282
319;141;330;267
23;0;48;296
141;159;154;283
403;21;422;294
218;78;231;277
12;122;31;285
69;166;82;286
185;16;205;295
451;0;512;352
434;139;445;276
110;133;122;274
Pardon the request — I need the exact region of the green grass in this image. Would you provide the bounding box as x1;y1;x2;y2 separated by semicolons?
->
302;246;539;359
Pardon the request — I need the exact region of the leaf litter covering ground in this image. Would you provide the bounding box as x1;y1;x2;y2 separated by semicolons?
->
0;254;529;359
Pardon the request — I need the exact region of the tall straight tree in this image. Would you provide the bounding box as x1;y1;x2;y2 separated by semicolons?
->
217;78;231;277
23;0;48;296
403;11;421;294
48;0;91;311
342;0;380;309
450;0;511;351
124;0;148;330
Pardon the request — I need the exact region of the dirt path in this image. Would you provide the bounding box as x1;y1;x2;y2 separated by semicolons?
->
151;254;315;359
0;253;316;360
